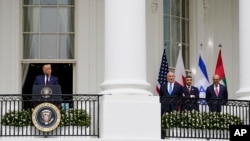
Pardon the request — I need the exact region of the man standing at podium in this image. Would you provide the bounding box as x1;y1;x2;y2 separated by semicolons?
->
32;64;61;108
33;64;59;85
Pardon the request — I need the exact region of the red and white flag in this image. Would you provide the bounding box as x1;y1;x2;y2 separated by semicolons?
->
175;47;186;86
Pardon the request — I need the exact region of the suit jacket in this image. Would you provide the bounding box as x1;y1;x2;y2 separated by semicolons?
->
206;84;228;112
183;86;199;98
33;75;59;85
160;82;183;97
182;86;199;111
206;84;228;100
160;82;183;113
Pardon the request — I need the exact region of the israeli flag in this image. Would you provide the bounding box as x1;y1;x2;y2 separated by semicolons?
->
194;54;210;104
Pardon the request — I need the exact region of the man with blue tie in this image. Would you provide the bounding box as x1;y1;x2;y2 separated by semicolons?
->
33;64;59;85
160;71;183;139
206;74;228;112
160;71;183;114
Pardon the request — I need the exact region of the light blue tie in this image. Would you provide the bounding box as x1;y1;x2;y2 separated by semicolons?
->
169;83;173;95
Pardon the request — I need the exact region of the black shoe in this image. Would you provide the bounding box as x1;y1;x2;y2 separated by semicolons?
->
161;129;166;139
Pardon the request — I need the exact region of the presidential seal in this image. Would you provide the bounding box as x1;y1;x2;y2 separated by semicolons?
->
40;86;53;98
32;102;61;132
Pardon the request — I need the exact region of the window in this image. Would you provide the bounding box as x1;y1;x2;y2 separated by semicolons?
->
22;0;75;109
23;0;75;59
163;0;190;69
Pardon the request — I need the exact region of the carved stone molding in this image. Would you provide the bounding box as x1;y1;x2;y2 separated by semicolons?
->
203;0;209;22
151;0;158;13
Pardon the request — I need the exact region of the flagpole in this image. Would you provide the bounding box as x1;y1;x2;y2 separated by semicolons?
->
199;43;203;60
200;43;203;51
178;43;182;51
218;44;222;54
218;44;222;48
175;43;186;86
194;42;210;105
215;44;227;86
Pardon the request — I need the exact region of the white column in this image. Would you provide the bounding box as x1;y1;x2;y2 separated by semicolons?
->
237;0;250;100
100;0;151;95
0;0;21;94
99;0;161;140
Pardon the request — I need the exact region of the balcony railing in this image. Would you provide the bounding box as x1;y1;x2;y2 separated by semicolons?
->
1;95;249;139
0;94;101;137
161;97;250;139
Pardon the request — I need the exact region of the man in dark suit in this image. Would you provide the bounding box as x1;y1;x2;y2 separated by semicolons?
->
160;71;184;114
182;75;199;111
206;74;228;112
33;64;59;85
32;64;60;107
160;71;184;139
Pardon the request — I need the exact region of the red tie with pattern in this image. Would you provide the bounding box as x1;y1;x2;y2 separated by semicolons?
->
215;86;219;96
188;86;191;93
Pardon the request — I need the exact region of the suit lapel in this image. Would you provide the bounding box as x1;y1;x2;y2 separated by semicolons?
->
171;83;176;95
43;76;46;85
218;85;222;96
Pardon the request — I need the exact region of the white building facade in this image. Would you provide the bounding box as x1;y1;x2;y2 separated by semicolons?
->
0;0;249;140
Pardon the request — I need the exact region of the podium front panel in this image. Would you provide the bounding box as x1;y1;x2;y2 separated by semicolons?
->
32;85;62;107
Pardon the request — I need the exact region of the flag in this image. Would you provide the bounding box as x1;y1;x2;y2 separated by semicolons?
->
194;50;210;104
175;47;186;86
215;49;227;86
156;49;169;94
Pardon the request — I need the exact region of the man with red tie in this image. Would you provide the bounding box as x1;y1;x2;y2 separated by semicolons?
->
206;74;228;112
33;64;59;85
32;64;60;108
182;75;199;111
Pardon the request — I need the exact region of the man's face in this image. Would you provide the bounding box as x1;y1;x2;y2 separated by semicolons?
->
43;65;52;75
213;75;220;85
167;73;175;83
186;78;192;86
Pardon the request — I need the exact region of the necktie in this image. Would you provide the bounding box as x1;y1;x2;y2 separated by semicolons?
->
46;75;49;85
169;83;173;95
188;86;191;93
215;86;219;96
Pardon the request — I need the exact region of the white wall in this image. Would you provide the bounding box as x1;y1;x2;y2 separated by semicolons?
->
0;0;241;141
75;0;105;94
0;0;21;94
200;0;239;99
145;0;239;99
0;0;240;98
146;0;165;95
